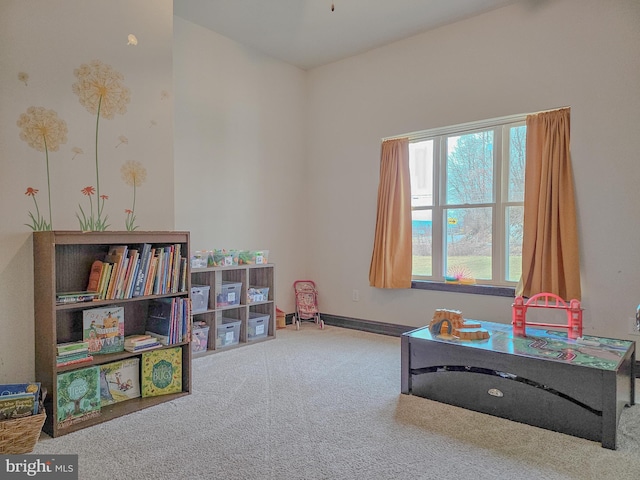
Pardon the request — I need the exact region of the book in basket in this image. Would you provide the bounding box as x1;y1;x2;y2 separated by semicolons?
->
0;393;36;420
0;382;41;415
141;347;182;397
83;306;125;354
99;358;141;407
56;366;101;429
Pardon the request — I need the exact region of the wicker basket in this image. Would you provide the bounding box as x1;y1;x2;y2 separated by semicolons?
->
0;410;46;454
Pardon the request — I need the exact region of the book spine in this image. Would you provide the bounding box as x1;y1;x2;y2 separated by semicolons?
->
132;244;151;297
99;263;113;300
171;244;181;293
86;260;104;292
124;343;161;352
57;347;89;359
115;257;130;299
56;294;98;304
56;355;94;367
155;249;165;295
56;343;89;354
56;352;90;362
144;257;158;296
124;252;139;299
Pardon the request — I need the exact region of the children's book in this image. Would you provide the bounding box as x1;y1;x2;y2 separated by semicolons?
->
141;347;182;397
85;260;104;292
99;358;141;407
0;382;41;415
0;393;36;420
146;298;174;341
83;306;125;354
56;366;101;428
56;341;89;355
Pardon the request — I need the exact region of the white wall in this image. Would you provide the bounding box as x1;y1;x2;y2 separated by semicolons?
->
0;0;174;382
2;0;639;384
305;0;640;339
172;17;309;312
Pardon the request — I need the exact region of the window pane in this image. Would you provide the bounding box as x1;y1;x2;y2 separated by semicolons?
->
508;125;526;202
412;209;432;276
446;131;493;205
409;140;433;207
445;207;492;280
506;206;523;282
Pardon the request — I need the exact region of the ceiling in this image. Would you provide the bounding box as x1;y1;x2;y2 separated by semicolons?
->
173;0;523;70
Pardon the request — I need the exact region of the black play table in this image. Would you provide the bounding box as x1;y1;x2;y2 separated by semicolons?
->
401;321;635;449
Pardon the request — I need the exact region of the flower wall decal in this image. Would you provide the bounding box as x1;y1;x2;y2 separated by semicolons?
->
76;186;110;231
115;135;128;148
71;146;84;160
24;187;48;231
18;72;29;86
17;106;68;230
72;60;130;230
120;160;147;231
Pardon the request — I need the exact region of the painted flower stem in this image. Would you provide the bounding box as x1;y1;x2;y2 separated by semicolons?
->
95;95;102;223
43;136;53;228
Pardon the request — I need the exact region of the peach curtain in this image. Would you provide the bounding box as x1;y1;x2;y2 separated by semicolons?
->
369;138;412;288
516;108;581;300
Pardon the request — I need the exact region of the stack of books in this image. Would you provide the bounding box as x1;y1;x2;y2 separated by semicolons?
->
124;334;161;352
56;291;100;305
56;341;93;367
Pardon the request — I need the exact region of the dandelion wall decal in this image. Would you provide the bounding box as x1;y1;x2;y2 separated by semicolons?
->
72;60;130;230
71;146;84;160
17;106;68;230
18;72;29;86
160;90;170;100
120;160;147;231
115;135;128;148
127;34;138;46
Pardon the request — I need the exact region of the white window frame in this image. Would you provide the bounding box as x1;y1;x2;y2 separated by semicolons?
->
397;113;527;287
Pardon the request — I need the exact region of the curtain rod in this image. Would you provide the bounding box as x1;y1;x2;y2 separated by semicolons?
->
382;106;570;142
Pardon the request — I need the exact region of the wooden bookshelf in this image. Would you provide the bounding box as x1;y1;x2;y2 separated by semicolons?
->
33;231;192;437
191;263;276;356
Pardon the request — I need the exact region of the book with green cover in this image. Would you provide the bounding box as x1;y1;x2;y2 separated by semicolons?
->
56;366;101;428
0;393;36;420
141;347;182;397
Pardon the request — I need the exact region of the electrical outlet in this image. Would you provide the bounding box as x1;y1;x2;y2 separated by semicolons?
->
352;289;359;302
629;316;640;336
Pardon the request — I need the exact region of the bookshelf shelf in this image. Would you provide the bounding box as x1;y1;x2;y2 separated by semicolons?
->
191;263;276;356
33;231;192;437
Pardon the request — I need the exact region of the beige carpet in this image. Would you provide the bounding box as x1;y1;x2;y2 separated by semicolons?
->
34;325;640;479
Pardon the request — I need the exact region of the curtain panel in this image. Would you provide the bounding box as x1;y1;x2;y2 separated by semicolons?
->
369;138;412;288
517;108;581;300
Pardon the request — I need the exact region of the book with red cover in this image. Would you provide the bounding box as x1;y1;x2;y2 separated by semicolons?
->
86;260;104;292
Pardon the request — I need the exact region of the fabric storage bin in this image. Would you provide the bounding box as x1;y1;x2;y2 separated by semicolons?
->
216;318;241;348
191;285;210;313
216;281;242;307
247;312;269;341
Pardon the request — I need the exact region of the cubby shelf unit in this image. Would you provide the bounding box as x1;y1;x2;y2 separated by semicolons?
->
191;263;276;356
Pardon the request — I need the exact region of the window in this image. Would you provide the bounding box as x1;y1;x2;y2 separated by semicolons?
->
408;115;526;286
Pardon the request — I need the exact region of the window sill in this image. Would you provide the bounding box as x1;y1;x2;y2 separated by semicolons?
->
411;280;515;298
